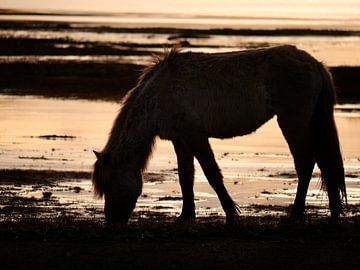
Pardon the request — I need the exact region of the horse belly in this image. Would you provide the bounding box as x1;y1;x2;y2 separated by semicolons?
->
205;97;273;138
157;56;274;140
172;84;274;139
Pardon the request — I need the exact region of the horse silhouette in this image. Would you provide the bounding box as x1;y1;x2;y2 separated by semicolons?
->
93;45;346;224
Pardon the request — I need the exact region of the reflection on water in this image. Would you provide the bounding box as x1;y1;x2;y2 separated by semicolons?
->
0;95;115;171
0;95;359;218
1;94;359;171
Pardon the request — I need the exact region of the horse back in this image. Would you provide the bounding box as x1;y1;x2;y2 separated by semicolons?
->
152;46;322;139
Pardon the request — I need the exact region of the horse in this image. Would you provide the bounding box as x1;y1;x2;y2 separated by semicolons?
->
92;45;347;224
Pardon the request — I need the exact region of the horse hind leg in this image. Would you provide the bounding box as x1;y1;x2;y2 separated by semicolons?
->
185;136;239;224
172;140;195;222
286;121;345;219
278;121;315;218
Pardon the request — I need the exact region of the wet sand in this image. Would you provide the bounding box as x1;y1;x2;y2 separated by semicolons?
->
0;169;359;269
2;165;358;269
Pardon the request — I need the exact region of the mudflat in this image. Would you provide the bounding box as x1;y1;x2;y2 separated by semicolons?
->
1;169;359;269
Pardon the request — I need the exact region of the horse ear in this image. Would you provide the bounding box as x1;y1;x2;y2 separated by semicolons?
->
93;150;101;159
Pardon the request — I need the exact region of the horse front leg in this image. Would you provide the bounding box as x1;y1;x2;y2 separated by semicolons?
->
173;140;195;223
185;136;239;225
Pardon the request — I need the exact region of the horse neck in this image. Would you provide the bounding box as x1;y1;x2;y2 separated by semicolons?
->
104;103;157;172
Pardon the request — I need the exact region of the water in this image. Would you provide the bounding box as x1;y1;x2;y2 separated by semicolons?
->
1;1;360;67
1;29;360;66
1;0;360;30
0;95;359;218
1;1;359;218
0;95;359;171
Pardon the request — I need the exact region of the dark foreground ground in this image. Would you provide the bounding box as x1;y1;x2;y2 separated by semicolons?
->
0;169;360;270
1;214;360;270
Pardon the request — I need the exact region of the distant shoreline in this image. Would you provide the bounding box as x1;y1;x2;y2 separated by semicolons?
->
1;19;360;36
0;61;359;104
0;19;359;103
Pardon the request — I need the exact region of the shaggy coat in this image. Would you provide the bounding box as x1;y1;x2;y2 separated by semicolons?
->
93;46;346;224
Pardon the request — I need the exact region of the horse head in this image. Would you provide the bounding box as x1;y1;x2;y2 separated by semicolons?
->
92;151;142;224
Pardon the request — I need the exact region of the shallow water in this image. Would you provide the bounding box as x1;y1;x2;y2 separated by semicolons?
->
1;0;360;30
0;95;359;170
1;28;360;67
2;1;360;68
0;95;359;218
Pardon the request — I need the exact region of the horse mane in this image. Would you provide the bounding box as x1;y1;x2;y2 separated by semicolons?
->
104;46;181;153
139;46;182;84
92;46;182;197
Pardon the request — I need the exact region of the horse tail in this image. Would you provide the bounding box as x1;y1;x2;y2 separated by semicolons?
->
311;63;347;215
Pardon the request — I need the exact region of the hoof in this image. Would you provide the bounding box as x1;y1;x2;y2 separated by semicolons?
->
329;211;343;224
225;214;240;226
285;211;306;226
290;205;305;219
330;205;345;220
226;216;234;225
225;205;241;226
175;214;195;224
289;211;306;219
104;222;127;231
